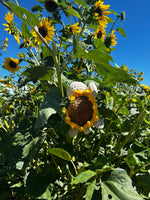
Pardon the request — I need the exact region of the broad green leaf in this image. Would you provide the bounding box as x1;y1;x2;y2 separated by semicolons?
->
86;179;96;200
5;1;40;28
74;0;87;8
25;167;56;197
35;86;62;129
136;174;150;196
72;170;96;184
102;168;144;200
96;62;137;85
117;27;127;38
23;65;54;82
65;7;81;19
48;148;71;161
21;21;30;39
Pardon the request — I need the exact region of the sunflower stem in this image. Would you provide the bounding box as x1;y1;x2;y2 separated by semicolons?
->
52;41;64;97
30;49;40;66
14;0;19;6
107;14;120;35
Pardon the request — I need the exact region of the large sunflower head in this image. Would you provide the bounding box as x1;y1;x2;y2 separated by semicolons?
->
3;57;20;73
94;26;106;41
70;23;81;34
31;18;55;45
94;0;111;27
65;81;104;137
104;30;117;48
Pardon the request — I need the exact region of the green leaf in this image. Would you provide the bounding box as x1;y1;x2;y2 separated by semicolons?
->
136;174;150;196
25;167;56;197
21;21;30;39
72;170;96;184
117;27;127;38
86;179;96;200
74;0;87;8
5;1;40;28
35;86;62;129
102;168;144;200
65;7;81;19
49;148;71;161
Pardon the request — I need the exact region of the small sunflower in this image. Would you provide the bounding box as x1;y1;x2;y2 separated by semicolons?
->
3;12;20;44
31;18;55;45
65;81;104;137
44;0;58;12
94;26;106;41
3;12;14;34
3;57;20;73
104;30;117;48
70;23;81;34
3;38;8;51
0;79;12;88
94;0;111;27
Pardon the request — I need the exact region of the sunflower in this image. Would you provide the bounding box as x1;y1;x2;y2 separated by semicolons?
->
94;26;106;41
94;0;111;27
3;38;8;51
3;57;20;73
70;23;81;34
44;0;58;12
3;12;20;44
31;18;55;45
3;12;14;34
0;79;12;88
104;30;117;48
65;81;104;137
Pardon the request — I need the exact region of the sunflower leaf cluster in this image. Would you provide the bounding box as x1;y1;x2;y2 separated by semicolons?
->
0;0;150;200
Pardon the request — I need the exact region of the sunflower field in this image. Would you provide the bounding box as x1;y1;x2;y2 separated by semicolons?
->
0;0;150;199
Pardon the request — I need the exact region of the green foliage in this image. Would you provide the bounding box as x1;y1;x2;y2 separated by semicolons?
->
0;0;150;199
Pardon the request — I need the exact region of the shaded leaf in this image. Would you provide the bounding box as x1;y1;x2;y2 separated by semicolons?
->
49;148;71;161
35;86;62;129
65;7;81;19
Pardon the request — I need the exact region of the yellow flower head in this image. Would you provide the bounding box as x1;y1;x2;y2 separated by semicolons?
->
104;30;117;48
3;57;20;73
3;12;14;34
31;18;55;45
70;23;81;34
94;0;111;27
94;26;106;41
0;79;12;88
65;82;104;137
140;84;149;93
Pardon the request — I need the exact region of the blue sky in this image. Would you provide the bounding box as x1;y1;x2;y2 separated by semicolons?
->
0;0;150;86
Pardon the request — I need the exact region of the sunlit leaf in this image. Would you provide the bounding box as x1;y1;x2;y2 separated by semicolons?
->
72;170;96;184
117;27;127;37
49;148;72;161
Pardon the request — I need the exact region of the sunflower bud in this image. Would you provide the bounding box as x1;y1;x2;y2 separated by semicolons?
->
121;11;125;21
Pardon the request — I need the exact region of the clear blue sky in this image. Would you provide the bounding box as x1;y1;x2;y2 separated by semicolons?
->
0;0;150;86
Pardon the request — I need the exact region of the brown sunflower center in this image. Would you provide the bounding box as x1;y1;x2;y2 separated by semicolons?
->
9;61;17;68
67;96;93;126
95;7;103;17
45;0;58;12
39;26;47;38
97;31;102;39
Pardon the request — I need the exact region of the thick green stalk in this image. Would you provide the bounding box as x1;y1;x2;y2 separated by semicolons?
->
109;110;147;162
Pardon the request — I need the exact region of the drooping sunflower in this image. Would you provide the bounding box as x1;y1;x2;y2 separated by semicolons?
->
70;23;81;34
94;26;106;41
3;57;20;73
3;11;20;44
104;30;117;48
65;81;104;137
94;0;111;27
31;18;55;45
3;11;14;34
44;0;58;12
